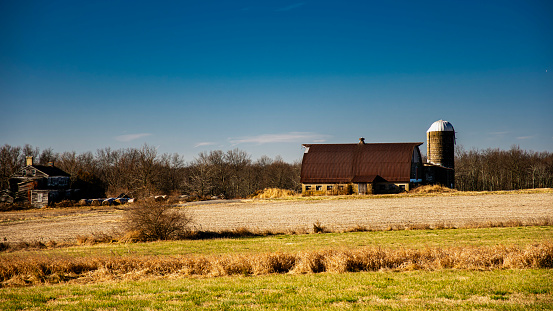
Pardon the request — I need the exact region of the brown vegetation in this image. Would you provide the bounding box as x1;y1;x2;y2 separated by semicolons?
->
409;184;456;194
250;188;298;199
121;201;193;241
1;243;552;287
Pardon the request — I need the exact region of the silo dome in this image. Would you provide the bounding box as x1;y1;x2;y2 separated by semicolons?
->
427;120;454;133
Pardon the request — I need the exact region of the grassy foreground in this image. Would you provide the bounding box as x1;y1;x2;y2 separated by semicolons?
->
1;269;551;310
1;226;552;310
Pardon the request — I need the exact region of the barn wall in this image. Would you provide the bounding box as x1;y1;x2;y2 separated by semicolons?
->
302;183;356;195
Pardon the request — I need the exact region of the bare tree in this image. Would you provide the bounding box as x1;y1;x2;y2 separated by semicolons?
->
158;152;186;194
38;147;58;165
134;144;159;197
188;152;214;198
0;144;22;190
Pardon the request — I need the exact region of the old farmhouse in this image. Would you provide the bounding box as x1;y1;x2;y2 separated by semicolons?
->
9;157;74;208
301;139;424;195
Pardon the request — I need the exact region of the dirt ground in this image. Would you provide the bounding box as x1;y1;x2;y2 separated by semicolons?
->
1;192;552;243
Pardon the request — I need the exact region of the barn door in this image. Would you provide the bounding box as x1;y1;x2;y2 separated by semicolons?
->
358;183;367;195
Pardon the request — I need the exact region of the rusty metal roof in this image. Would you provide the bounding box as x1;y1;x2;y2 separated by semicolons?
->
301;142;423;183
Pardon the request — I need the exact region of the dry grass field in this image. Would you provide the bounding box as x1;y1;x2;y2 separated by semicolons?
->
1;190;552;243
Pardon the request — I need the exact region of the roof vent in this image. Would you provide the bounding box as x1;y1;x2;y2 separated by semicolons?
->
359;137;366;144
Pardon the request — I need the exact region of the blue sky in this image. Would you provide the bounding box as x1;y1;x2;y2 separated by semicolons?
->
1;0;552;162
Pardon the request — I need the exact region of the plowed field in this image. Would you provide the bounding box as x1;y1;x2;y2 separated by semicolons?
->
1;192;552;243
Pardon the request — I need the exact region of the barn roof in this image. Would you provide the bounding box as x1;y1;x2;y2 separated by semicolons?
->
300;142;423;183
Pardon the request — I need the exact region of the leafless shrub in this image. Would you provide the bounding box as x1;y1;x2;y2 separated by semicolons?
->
313;221;328;234
122;201;192;241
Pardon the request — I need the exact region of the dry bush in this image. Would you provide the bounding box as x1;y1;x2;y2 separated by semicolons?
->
250;253;296;274
410;184;456;194
251;188;298;199
122;201;192;241
312;221;329;234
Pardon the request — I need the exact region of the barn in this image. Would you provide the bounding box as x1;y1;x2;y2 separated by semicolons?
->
300;138;424;194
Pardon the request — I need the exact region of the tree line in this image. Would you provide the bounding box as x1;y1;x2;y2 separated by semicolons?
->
0;144;301;199
1;143;552;200
455;145;553;191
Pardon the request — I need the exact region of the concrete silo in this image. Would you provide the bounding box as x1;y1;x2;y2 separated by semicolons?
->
426;120;455;170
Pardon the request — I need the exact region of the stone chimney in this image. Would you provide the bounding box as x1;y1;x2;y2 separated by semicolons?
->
26;156;33;166
358;137;366;144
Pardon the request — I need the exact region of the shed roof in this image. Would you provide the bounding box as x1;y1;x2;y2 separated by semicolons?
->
32;165;70;177
11;165;71;178
301;142;422;183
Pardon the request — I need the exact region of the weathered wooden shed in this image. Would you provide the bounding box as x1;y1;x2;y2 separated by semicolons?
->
300;139;424;194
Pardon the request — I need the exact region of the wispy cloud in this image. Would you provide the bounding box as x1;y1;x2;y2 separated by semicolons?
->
517;136;534;140
229;132;330;145
194;142;217;148
489;131;510;136
276;2;305;12
114;133;152;142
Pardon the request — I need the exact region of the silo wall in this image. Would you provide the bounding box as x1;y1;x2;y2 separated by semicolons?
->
427;131;455;169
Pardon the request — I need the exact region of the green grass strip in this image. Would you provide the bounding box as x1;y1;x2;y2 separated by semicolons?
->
4;226;551;258
1;269;551;310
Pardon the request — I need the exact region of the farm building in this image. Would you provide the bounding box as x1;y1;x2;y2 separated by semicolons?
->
301;139;424;195
424;120;455;188
300;120;456;194
8;157;77;207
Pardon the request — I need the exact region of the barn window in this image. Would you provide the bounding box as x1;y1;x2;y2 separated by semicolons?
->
316;185;322;191
305;186;311;191
327;185;333;191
